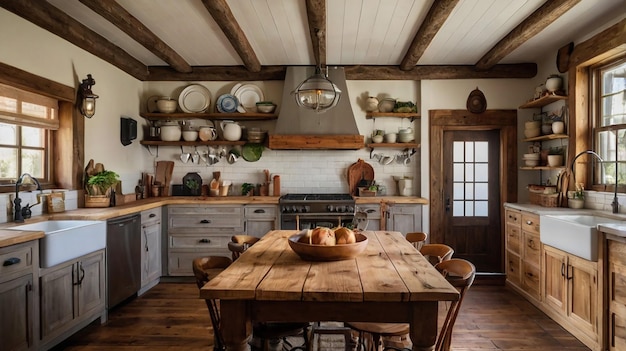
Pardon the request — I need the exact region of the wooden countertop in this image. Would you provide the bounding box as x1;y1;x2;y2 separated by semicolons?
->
0;195;428;248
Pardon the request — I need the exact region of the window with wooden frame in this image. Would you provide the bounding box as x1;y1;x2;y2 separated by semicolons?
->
0;83;58;187
591;56;626;192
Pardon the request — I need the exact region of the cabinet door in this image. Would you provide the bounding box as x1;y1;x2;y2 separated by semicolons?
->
567;254;597;339
506;250;521;286
246;219;275;238
142;222;162;285
77;251;105;317
609;239;626;351
356;205;381;230
385;205;422;234
40;263;75;339
543;246;567;315
0;274;33;350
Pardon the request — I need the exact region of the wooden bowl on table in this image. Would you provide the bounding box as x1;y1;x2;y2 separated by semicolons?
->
288;230;368;261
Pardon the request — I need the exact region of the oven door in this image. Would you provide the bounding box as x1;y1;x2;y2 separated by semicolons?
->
280;213;354;230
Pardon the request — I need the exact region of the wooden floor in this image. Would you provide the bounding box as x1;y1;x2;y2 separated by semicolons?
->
54;281;591;351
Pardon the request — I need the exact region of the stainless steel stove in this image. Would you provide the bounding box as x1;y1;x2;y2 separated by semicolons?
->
279;193;355;230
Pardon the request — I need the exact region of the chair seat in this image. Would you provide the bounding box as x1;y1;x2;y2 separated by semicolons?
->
346;322;409;336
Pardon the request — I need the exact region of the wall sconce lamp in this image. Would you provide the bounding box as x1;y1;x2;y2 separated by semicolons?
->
78;74;99;118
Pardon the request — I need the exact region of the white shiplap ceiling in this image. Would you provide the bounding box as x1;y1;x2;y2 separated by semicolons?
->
12;0;626;80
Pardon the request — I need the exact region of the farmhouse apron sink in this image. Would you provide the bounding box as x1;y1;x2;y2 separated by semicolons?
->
8;220;106;268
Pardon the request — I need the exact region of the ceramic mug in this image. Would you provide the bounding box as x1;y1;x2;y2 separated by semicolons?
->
199;126;218;141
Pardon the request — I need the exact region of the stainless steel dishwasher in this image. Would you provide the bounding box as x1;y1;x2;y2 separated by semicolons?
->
107;213;141;309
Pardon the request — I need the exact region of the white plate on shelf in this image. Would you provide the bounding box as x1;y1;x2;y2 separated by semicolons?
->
178;84;211;113
216;94;239;113
233;83;264;112
146;95;159;113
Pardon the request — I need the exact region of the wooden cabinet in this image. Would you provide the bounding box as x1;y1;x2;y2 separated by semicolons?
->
167;205;242;276
139;207;162;295
385;204;422;234
0;241;38;351
244;205;277;238
543;245;599;348
505;209;542;302
607;235;626;351
39;249;105;350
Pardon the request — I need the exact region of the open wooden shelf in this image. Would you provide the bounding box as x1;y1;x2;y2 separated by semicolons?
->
365;112;421;119
140;140;246;146
522;133;568;142
519;94;567;109
140;112;277;121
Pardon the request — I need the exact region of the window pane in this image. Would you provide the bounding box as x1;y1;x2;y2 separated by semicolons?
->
475;163;488;181
22;149;44;178
475;142;488;162
453;164;464;181
465;183;474;200
465;164;474;181
0;96;17;113
476;183;488;200
453;183;464;200
0;147;17;179
22;126;44;147
475;201;488;216
453;200;463;216
0;123;17;145
465;201;474;215
453;141;463;162
465;142;474;162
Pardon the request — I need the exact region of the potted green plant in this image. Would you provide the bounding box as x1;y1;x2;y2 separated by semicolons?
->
241;182;255;196
85;170;119;207
569;183;585;209
185;178;201;196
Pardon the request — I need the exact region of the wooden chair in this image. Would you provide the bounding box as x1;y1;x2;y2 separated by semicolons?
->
228;235;260;261
346;258;476;351
419;243;454;266
192;256;310;351
405;232;427;250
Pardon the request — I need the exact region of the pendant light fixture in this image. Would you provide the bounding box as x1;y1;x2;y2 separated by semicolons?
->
292;29;341;113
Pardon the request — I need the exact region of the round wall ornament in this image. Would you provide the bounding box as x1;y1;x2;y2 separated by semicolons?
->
466;87;486;113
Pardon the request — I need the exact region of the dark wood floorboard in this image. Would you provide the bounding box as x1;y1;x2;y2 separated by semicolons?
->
54;282;591;351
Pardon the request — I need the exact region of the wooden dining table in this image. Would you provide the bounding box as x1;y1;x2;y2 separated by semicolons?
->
200;230;459;351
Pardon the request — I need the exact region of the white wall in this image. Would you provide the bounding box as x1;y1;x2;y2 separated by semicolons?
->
0;9;146;194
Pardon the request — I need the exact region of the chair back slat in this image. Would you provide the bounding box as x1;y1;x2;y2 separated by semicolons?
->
405;232;427;250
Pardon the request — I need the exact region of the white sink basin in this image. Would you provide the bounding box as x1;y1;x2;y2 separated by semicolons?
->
9;220;106;268
540;214;625;261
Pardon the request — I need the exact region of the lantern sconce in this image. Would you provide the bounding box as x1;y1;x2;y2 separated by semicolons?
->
78;74;99;118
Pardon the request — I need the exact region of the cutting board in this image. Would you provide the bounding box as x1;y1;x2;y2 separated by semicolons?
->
155;161;174;196
347;159;374;196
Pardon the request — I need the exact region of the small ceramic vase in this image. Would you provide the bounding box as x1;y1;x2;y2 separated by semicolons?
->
365;96;379;112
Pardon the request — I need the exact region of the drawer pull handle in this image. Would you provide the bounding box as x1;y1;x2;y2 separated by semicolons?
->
3;257;21;266
366;209;376;213
254;209;266;213
200;219;211;224
199;239;211;243
526;220;533;225
149;213;156;218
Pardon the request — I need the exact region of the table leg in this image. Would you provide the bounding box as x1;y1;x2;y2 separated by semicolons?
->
220;300;252;351
409;301;438;351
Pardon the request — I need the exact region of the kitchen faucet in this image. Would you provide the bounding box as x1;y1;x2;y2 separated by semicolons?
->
569;150;619;213
14;173;42;223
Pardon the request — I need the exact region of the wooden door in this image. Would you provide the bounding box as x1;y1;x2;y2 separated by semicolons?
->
77;251;105;317
567;254;598;339
430;110;517;276
0;274;33;350
40;262;75;338
441;129;500;272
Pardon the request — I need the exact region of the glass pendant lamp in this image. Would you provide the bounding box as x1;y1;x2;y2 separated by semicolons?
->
293;66;341;113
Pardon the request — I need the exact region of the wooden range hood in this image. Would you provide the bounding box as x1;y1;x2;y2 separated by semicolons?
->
269;67;364;150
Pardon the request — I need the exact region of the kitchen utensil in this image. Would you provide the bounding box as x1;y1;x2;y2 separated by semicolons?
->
182;129;198;141
384;133;397;143
216;94;239;113
232;83;264;112
377;98;396;113
161;122;181;141
155;161;174;196
380;155;395;165
242;143;263;162
146;95;159;113
288;230;368;261
347;159;374;196
227;149;239;164
180;146;190;163
192;147;200;164
256;102;276;113
199;124;217;141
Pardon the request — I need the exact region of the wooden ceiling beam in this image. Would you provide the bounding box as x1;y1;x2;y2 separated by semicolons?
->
78;0;192;73
305;0;326;67
400;0;460;71
200;0;261;73
475;0;581;70
144;63;536;81
0;0;148;80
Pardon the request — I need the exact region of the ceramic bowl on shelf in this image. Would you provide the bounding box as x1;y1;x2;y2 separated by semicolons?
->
256;102;276;113
371;135;383;143
182;130;198;141
524;159;539;167
160;122;181;141
157;97;177;113
524;128;541;138
547;155;563;167
523;153;540;160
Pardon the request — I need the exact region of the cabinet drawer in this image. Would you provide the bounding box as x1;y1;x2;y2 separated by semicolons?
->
506;225;521;255
141;207;162;224
522;262;541;298
523;233;541;266
0;243;33;277
170;235;230;249
168;250;230;276
521;213;540;234
169;215;243;230
244;205;277;218
169;205;242;216
506;251;521;286
505;209;521;226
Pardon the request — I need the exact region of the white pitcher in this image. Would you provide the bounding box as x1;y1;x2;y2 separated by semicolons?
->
220;120;242;141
